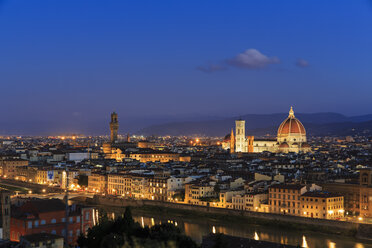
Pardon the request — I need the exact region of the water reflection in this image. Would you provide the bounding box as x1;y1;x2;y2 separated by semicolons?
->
327;240;336;248
355;244;365;248
92;210;372;248
302;235;308;248
151;217;155;226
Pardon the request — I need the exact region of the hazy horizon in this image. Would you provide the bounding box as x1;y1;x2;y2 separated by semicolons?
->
1;109;372;136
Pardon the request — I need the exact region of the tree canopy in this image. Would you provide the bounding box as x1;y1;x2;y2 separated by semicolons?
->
77;207;198;248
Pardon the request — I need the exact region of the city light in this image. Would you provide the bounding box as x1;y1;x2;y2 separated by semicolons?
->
1;3;370;248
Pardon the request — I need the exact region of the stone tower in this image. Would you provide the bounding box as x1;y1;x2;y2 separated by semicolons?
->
235;119;246;152
110;112;119;143
230;128;235;154
247;136;254;153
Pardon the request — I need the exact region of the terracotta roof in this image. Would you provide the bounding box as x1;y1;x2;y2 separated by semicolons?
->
20;199;65;214
277;117;306;136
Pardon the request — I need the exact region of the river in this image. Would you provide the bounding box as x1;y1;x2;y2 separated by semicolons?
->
94;208;372;248
129;213;372;248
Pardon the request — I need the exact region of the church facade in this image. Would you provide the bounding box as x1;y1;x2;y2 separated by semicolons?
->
222;107;311;153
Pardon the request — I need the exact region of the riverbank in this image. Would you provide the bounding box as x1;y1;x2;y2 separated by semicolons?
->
101;204;358;237
70;196;372;247
70;195;372;239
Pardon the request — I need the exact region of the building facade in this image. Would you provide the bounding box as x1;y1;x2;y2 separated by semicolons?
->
10;199;94;245
0;190;11;240
222;107;312;154
300;191;344;219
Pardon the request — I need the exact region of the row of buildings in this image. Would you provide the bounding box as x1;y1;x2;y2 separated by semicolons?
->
0;110;371;246
0;191;94;246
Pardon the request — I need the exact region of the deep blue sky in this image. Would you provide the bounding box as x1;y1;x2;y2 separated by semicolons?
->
0;0;372;134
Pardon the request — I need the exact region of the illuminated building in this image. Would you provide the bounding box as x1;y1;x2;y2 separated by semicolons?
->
0;159;29;179
185;182;216;206
10;199;94;245
107;174;132;196
110;112;119;143
269;184;306;216
147;177;168;201
131;175;147;199
235;119;246;152
269;184;321;216
276;106;311;153
301;191;344;219
322;168;372;217
87;173;107;193
222;107;312;153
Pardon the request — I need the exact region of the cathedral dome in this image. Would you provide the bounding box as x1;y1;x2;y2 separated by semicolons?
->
277;107;306;137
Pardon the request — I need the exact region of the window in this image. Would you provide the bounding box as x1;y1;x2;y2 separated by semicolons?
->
51;219;56;224
85;212;90;221
41;220;46;225
34;220;39;227
51;230;56;235
76;216;80;223
61;218;66;223
69;217;73;223
28;221;32;229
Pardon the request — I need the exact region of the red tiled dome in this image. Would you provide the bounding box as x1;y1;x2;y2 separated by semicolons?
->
277;107;306;136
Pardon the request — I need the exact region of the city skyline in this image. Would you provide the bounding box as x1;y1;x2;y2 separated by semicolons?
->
1;1;372;248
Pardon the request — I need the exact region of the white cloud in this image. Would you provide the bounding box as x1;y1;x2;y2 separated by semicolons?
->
227;49;280;69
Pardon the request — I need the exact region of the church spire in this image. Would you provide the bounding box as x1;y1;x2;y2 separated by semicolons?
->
288;106;295;118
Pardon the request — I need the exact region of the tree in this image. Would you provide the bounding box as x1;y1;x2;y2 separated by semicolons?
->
78;175;89;187
77;207;198;248
214;184;220;194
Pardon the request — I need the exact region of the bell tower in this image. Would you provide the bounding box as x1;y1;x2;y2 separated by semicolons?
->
110;112;119;143
235;119;246;152
230;128;235;154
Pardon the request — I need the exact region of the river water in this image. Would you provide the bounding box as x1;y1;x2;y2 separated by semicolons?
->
128;213;372;248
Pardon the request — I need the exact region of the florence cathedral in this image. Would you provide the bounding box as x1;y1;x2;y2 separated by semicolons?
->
222;107;311;153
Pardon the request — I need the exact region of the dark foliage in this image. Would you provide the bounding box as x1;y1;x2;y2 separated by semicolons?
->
78;175;89;187
77;207;198;248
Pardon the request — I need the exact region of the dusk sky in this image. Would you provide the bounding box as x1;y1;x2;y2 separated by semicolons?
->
1;0;372;134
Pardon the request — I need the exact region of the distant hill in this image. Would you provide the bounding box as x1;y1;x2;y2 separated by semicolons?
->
137;113;372;137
